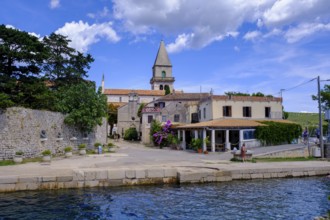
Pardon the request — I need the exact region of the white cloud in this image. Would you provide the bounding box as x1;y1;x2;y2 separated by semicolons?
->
285;22;330;43
234;46;240;52
166;33;194;53
88;7;110;19
262;0;330;27
50;0;60;9
56;21;120;52
112;0;330;51
112;0;266;49
243;31;261;41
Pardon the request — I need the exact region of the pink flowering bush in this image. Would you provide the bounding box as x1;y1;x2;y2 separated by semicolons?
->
152;120;174;147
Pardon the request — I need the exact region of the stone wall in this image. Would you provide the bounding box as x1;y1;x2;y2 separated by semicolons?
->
254;146;309;158
0;107;107;160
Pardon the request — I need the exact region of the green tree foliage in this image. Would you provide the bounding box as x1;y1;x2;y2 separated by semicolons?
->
137;102;146;118
42;33;94;86
255;121;302;146
312;84;330;111
225;91;250;96
124;127;138;140
0;25;48;107
0;25;105;133
107;103;119;134
53;83;107;132
0;93;14;108
225;91;274;97
165;85;171;95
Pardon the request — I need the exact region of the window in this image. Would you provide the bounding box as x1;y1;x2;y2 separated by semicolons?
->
223;106;232;117
198;110;201;120
243;106;251;117
147;115;153;123
159;85;163;90
174;114;180;122
191;113;199;123
265;107;271;118
243;130;255;140
162;115;167;122
119;97;122;102
159;102;165;108
203;107;206;119
162;71;166;78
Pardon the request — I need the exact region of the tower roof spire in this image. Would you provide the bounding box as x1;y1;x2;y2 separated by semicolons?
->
153;40;172;66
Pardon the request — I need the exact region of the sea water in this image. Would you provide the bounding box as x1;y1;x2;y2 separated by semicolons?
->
0;177;329;220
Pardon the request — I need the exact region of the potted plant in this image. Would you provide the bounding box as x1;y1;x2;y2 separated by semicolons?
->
108;142;116;152
191;138;203;153
94;142;102;154
13;151;24;163
41;149;52;162
64;146;73;157
78;143;86;155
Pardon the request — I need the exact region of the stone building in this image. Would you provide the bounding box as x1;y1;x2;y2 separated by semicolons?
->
103;40;175;136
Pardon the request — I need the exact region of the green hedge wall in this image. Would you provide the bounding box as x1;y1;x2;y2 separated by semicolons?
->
255;121;302;146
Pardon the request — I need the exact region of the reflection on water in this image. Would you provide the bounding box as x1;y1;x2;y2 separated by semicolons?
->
0;177;329;220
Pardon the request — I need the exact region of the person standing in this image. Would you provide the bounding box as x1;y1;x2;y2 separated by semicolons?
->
302;127;308;145
241;143;247;162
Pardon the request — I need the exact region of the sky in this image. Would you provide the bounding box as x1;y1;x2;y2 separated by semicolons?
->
1;0;330;113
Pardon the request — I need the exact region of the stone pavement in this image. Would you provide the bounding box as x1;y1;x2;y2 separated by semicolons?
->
0;140;329;192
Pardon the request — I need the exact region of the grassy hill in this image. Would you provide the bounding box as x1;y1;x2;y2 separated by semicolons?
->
287;112;327;128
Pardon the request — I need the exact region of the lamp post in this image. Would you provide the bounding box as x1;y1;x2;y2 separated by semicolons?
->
317;76;324;158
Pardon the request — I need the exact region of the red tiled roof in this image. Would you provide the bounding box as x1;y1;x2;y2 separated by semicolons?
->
208;95;282;102
177;118;296;129
103;89;165;96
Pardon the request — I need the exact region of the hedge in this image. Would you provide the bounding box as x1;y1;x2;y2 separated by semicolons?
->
255;121;302;146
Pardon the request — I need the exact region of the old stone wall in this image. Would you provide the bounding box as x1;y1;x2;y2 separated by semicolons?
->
0;107;107;160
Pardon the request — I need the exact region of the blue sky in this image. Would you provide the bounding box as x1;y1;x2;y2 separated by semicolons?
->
1;0;330;113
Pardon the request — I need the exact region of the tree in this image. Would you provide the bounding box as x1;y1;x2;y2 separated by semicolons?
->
312;84;330;111
225;91;250;96
54;82;107;132
165;85;171;95
0;25;48;107
42;33;94;87
252;92;265;97
107;103;119;134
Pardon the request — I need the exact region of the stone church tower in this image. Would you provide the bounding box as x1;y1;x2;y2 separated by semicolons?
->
150;40;175;92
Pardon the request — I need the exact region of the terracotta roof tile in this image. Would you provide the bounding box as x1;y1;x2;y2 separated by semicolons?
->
177;118;296;129
104;89;165;96
158;93;210;101
208;95;282;102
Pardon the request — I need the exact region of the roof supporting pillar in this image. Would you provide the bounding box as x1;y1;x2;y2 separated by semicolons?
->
239;130;244;149
194;130;198;139
181;130;186;150
225;130;231;151
203;129;207;152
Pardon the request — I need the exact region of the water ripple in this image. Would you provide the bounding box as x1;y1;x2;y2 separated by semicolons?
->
0;177;329;220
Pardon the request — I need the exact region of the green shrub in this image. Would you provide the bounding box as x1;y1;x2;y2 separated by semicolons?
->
94;142;102;148
78;143;86;150
15;151;24;156
124;127;138;140
191;138;203;150
42;150;51;156
255;121;302;146
64;146;72;152
107;142;115;147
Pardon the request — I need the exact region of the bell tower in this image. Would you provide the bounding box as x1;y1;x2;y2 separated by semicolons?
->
150;40;175;92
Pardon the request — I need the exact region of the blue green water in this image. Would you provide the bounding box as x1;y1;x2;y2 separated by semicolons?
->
0;177;329;220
